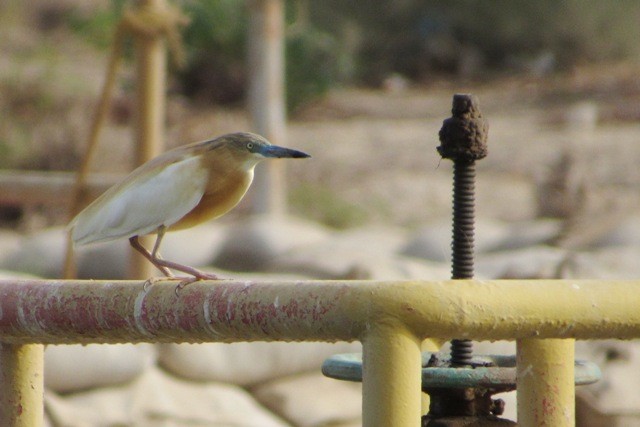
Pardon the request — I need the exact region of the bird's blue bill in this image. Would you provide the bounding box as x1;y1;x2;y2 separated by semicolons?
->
260;145;310;158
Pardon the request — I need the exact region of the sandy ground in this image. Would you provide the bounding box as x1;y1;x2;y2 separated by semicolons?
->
131;70;640;234
285;75;640;230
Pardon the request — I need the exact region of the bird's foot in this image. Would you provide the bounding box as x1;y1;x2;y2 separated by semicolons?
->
143;275;173;292
195;271;222;281
174;272;223;295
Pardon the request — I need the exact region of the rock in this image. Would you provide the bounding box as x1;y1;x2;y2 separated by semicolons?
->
590;215;640;248
334;225;409;254
45;365;289;427
534;150;587;219
478;241;640;281
159;223;226;266
401;218;508;262
45;344;157;393
565;247;640;279
0;229;22;265
475;245;570;279
213;215;332;271
1;227;66;277
264;224;449;279
158;341;360;387
252;371;362;427
270;240;450;280
577;391;636;427
400;220;452;263
576;341;640;426
485;219;562;252
76;239;128;279
0;223;227;280
476;172;537;222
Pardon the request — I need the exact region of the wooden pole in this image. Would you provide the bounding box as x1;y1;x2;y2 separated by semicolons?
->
247;0;287;216
129;0;168;279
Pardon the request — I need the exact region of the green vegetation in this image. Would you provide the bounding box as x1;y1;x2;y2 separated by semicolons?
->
65;0;126;49
179;0;341;112
311;0;640;82
290;184;371;229
64;1;640;109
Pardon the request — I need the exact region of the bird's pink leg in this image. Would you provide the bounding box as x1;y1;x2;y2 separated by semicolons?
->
149;225;220;282
129;228;221;292
129;234;173;277
129;235;173;291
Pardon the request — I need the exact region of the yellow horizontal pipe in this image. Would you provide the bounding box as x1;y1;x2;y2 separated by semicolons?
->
0;279;639;344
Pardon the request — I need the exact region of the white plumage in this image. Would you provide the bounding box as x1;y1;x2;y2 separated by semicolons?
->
70;155;208;245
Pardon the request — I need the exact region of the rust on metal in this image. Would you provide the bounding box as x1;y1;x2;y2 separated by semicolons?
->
0;279;639;345
437;93;489;162
0;344;43;426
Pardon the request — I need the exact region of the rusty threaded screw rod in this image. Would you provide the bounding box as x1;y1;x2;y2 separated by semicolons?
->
437;94;488;366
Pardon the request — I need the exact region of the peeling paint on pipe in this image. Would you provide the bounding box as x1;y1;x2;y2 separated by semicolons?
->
0;278;637;427
517;339;575;427
0;344;44;427
0;279;639;344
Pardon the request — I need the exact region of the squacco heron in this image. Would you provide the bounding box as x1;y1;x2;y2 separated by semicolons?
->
69;132;310;286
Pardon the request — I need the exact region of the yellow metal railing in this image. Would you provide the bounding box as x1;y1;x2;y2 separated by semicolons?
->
1;279;639;426
2;2;629;426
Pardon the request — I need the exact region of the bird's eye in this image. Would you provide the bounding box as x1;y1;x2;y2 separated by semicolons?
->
246;142;254;150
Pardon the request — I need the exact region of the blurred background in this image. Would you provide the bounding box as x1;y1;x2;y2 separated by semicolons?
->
3;0;640;229
2;1;640;426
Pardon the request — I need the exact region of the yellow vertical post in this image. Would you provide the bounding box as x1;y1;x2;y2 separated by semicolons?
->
362;326;422;427
247;0;287;216
129;0;168;279
0;344;44;427
517;338;575;427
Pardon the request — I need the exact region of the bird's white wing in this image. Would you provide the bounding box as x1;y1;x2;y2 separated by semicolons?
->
71;155;209;245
